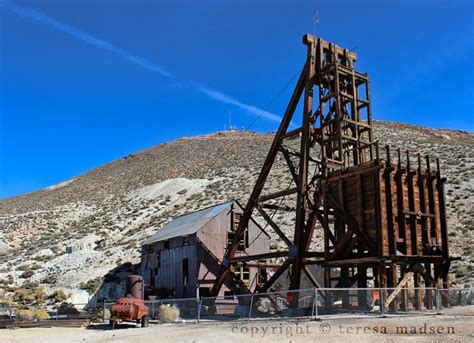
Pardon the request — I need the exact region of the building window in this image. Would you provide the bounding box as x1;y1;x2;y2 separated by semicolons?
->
233;212;242;231
242;267;250;281
163;240;169;249
231;265;251;285
182;258;189;287
227;231;248;251
228;212;248;251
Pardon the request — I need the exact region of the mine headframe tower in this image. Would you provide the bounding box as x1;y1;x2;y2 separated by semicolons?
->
211;34;451;310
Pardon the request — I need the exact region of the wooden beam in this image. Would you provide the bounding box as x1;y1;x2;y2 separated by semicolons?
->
255;206;293;247
261;204;296;212
406;151;418;256
326;192;378;255
256;258;292;293
256;187;298;203
279;146;300;185
231;251;288;263
384;271;413;311
210;61;307;296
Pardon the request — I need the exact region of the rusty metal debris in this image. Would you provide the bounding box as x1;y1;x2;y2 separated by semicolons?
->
109;275;149;328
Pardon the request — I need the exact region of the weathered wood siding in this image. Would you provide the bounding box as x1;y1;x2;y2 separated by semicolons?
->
326;164;381;257
326;161;448;260
142;201;270;298
197;202;270;296
379;162;446;257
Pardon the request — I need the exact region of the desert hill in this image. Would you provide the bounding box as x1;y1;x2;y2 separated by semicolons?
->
0;121;472;301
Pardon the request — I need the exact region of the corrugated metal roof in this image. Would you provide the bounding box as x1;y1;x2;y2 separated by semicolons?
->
142;200;234;245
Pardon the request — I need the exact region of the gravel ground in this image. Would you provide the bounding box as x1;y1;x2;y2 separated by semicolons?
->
1;312;473;343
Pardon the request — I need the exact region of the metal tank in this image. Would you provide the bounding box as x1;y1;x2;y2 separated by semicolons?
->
126;275;144;300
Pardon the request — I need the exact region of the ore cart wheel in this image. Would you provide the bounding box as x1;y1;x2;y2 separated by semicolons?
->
141;316;149;328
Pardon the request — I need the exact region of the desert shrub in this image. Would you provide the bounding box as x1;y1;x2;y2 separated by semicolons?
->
22;282;40;289
16;308;49;321
157;304;180;323
41;275;58;284
17;265;32;271
464;247;474;255
79;277;102;294
1;275;14;285
454;265;468;278
49;289;69;303
127;239;138;248
13;286;46;305
20;270;34;279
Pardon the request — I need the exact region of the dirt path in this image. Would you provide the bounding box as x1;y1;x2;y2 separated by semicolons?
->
0;314;472;343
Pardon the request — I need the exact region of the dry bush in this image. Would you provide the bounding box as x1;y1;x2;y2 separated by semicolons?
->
157;304;180;323
16;308;49;321
13;286;46;305
50;289;69;303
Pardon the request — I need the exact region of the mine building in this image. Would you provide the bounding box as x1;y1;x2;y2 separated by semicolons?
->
141;200;271;298
211;34;454;312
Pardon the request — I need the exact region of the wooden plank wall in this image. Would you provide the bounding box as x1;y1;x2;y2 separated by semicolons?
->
326;161;447;260
327;165;380;258
158;244;197;298
379;161;445;257
197;203;270;295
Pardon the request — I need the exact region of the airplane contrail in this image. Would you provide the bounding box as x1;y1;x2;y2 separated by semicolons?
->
1;1;282;123
1;1;174;79
192;82;282;123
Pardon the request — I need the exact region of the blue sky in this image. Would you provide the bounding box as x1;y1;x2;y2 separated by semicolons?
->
0;0;473;199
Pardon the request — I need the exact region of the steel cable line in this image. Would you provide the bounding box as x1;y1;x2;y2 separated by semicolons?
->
148;69;302;225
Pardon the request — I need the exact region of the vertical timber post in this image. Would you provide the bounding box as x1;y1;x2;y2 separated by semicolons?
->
289;34;316;297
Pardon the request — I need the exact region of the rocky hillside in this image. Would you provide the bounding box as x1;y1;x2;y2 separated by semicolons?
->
0;121;472;301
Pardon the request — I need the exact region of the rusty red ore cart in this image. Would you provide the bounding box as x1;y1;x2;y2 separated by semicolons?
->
110;275;150;328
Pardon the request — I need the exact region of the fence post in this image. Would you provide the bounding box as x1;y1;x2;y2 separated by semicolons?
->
380;288;385;316
435;288;440;314
151;301;155;319
312;288;318;320
102;299;106;323
197;297;203;323
56;307;59;320
248;295;254;320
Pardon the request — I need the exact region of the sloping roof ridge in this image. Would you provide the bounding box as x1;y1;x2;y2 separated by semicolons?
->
142;199;236;245
172;198;235;220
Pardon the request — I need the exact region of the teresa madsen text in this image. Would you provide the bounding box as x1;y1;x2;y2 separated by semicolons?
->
231;322;455;338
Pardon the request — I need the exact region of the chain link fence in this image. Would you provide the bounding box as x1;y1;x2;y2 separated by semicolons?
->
100;287;472;324
5;287;469;326
0;302;98;324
